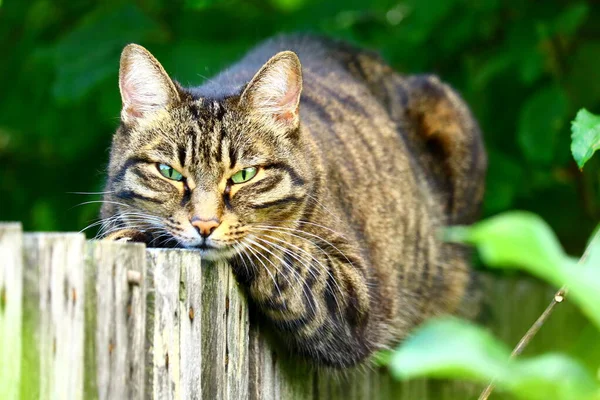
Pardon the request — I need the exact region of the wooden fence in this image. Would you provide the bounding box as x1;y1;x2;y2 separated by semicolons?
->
0;222;592;400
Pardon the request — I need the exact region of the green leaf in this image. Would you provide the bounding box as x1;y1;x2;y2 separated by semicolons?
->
390;318;510;382
552;3;589;37
510;355;599;400
270;0;306;12
444;211;565;277
472;53;514;89
518;86;569;164
571;109;600;169
583;225;600;268
445;212;600;330
390;318;599;400
185;0;219;9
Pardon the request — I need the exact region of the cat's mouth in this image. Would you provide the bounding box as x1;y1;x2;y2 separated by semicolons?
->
154;229;242;261
198;242;216;251
196;245;238;261
190;238;242;261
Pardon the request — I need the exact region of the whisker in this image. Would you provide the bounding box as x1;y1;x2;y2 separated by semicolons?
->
71;200;132;211
302;193;346;227
254;236;331;315
232;242;252;277
67;190;115;195
253;224;356;269
245;240;285;305
294;220;349;240
250;237;310;313
255;232;345;313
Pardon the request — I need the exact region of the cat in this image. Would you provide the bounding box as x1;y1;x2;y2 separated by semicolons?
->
100;35;487;368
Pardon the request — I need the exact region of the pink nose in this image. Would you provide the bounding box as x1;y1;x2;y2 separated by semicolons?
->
191;218;220;238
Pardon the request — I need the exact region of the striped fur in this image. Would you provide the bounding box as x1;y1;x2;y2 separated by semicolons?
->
100;36;487;367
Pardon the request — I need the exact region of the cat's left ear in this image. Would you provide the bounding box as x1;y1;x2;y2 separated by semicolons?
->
240;51;303;130
119;44;180;124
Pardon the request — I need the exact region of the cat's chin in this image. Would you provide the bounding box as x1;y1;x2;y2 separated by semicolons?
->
194;246;237;262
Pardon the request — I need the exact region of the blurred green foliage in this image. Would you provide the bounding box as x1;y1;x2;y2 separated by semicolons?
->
390;318;599;400
0;0;599;250
388;211;600;399
446;211;600;327
571;109;600;168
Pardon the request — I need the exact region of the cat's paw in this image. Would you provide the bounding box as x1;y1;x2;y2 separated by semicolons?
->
103;229;151;244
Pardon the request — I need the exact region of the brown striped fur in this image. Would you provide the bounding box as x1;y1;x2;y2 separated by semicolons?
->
100;35;486;367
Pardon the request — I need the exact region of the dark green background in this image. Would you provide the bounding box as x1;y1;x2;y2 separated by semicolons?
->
1;0;598;252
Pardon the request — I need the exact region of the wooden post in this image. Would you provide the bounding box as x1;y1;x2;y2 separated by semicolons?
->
0;223;23;400
179;253;203;400
200;260;249;400
148;249;210;399
23;233;86;400
84;241;147;400
147;253;250;400
147;249;183;400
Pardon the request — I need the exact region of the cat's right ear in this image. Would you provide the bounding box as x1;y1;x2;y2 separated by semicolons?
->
119;44;180;124
239;51;303;130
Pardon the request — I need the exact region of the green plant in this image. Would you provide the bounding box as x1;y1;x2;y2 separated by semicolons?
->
380;109;600;400
572;109;600;169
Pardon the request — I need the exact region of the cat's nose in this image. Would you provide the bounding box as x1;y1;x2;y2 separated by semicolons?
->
191;217;220;238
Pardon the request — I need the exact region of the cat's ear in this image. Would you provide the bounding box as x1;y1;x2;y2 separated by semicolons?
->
119;44;180;124
240;51;303;129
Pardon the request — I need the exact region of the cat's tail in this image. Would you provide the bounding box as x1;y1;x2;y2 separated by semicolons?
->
401;75;488;225
371;71;487;225
347;51;486;223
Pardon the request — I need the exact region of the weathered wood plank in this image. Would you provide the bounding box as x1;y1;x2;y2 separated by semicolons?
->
223;261;250;400
148;249;183;400
200;260;249;400
127;243;148;400
23;233;85;400
277;355;313;400
180;253;203;400
199;260;228;400
149;249;210;399
84;241;147;400
248;323;278;400
20;232;41;400
0;223;23;400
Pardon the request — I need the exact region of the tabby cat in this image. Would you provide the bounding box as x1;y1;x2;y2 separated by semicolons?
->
100;35;486;368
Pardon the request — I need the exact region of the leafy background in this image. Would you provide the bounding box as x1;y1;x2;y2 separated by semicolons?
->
0;0;598;252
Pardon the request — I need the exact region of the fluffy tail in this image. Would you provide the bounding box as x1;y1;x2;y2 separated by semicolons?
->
401;75;487;224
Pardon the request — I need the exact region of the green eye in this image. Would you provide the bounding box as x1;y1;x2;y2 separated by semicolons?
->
158;164;184;181
231;167;257;184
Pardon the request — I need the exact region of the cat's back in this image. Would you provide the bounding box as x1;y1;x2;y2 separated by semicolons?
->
193;35;406;179
191;35;384;100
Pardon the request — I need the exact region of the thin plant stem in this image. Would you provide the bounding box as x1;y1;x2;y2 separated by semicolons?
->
478;227;599;400
477;286;566;400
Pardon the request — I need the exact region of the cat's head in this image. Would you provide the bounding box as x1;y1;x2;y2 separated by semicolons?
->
102;44;312;261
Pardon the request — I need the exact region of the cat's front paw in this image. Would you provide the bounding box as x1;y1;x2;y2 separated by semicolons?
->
103;229;151;244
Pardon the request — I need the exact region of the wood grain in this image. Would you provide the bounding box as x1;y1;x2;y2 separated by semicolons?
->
84;240;147;400
0;223;23;400
0;223;596;400
23;233;86;400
